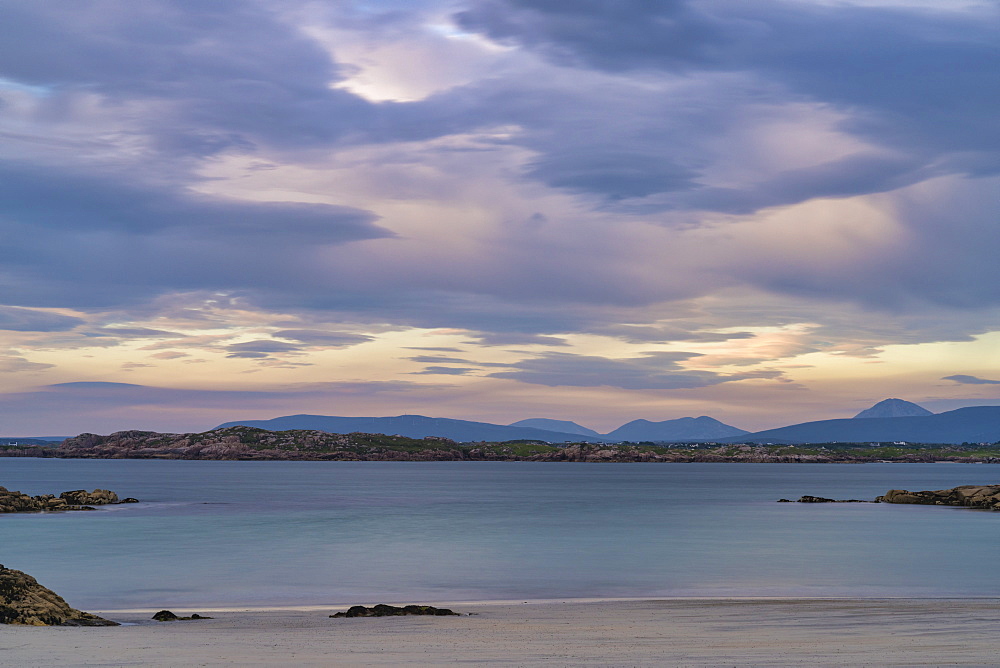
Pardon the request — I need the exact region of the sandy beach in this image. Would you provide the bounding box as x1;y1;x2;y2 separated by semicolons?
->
3;598;999;667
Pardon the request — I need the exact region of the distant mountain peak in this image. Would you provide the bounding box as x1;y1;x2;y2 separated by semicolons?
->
603;415;748;442
853;398;933;419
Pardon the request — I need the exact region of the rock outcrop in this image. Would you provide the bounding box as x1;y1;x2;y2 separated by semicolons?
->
876;485;1000;510
0;486;131;513
330;604;459;618
0;564;117;626
777;496;868;503
152;609;212;621
59;489;118;505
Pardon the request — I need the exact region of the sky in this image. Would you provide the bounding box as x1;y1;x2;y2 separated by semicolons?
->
1;0;999;436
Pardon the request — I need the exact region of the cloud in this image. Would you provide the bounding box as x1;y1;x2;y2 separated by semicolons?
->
86;328;187;339
0;161;390;308
408;355;475;364
0;306;83;332
0;162;388;246
226;351;270;359
226;340;303;358
455;0;1000;211
0;0;375;155
524;149;698;200
0;355;54;373
465;332;570;347
272;330;374;347
943;374;1000;385
411;366;477;375
150;351;190;360
590;324;755;344
454;0;735;73
488;351;778;390
2;0;996;331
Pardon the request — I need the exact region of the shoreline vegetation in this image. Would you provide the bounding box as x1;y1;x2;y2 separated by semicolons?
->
0;425;999;462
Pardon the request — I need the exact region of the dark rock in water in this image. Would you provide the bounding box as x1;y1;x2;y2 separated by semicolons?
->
791;495;869;503
876;485;1000;510
330;604;459;618
60;489;118;505
791;485;1000;509
152;609;212;621
0;486;135;513
798;495;836;503
0;564;117;626
120;497;139;504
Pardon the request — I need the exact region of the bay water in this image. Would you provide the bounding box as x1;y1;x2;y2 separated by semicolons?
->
1;459;998;609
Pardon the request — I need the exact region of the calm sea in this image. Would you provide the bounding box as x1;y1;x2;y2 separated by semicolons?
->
1;459;998;609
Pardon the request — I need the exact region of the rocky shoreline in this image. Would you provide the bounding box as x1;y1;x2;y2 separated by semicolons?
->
0;487;137;513
782;485;1000;510
0;564;117;626
2;426;999;462
877;485;1000;510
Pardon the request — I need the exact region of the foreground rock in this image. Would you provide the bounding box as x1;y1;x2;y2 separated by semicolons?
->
152;609;212;621
0;565;117;626
876;485;1000;510
331;604;459;618
0;486;133;513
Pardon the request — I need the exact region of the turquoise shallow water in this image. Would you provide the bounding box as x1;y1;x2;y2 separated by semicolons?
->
1;459;998;608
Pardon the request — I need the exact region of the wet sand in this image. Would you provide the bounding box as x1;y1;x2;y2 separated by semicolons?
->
3;598;1000;667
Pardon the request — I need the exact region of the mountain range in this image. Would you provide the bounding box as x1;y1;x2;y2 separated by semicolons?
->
215;414;605;443
216;413;749;443
723;405;1000;445
215;398;1000;445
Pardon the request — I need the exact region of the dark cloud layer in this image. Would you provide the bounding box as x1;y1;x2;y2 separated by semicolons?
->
457;0;1000;209
455;0;736;72
0;161;388;307
2;0;997;325
0;0;373;153
0;306;83;332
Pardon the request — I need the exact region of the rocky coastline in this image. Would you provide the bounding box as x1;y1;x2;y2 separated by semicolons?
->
782;485;1000;510
876;485;1000;510
2;426;999;462
0;487;137;513
0;564;117;626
